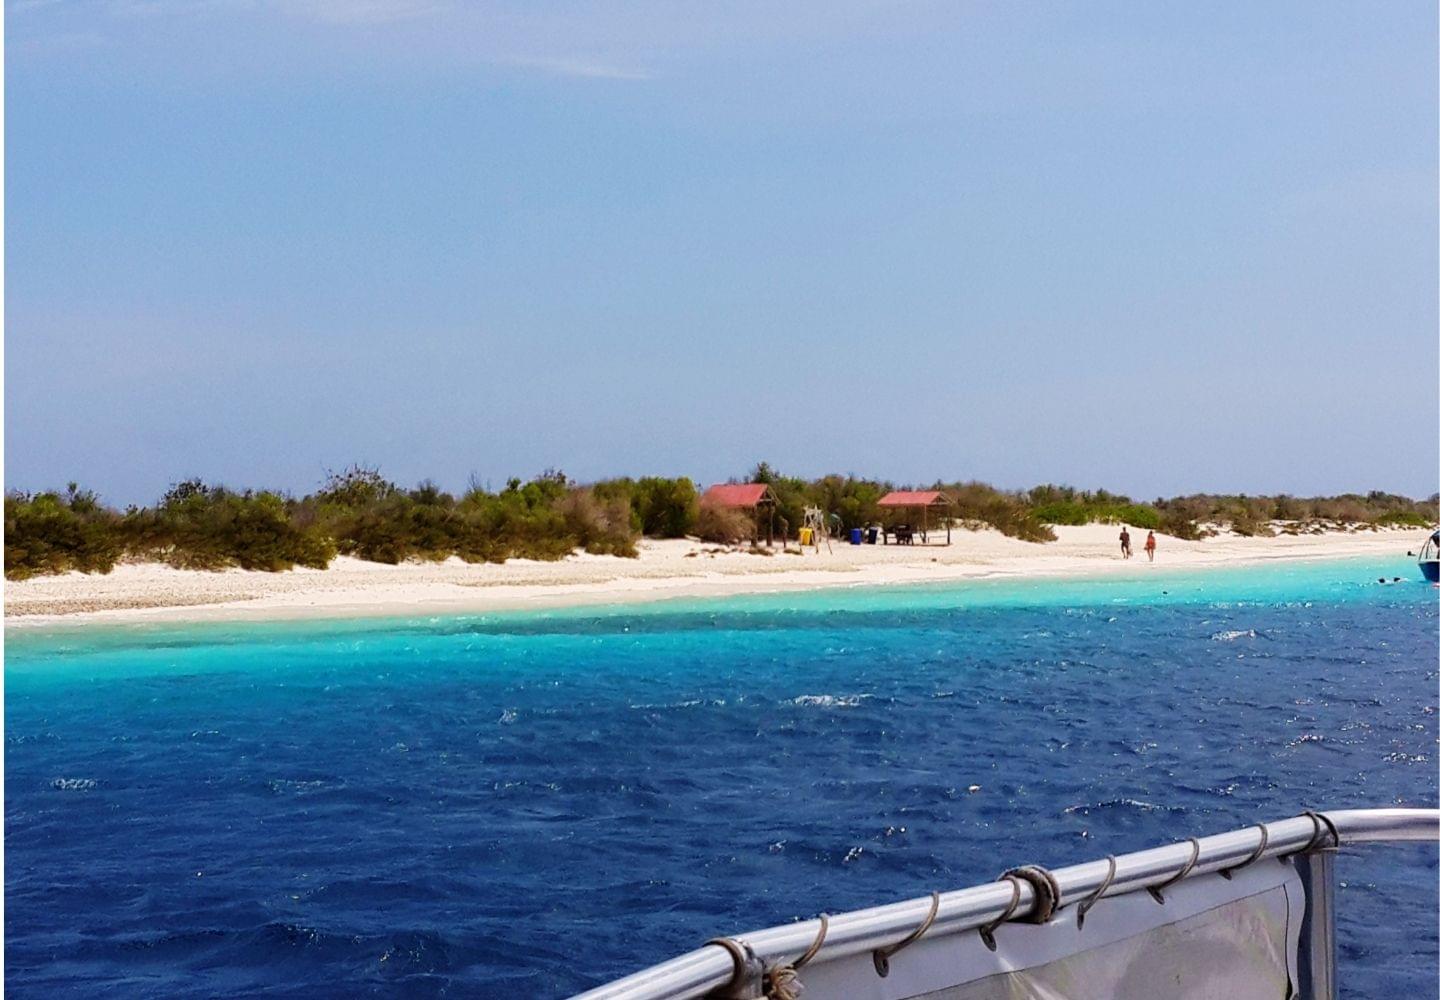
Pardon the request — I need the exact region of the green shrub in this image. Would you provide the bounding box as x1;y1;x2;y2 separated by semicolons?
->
1157;510;1202;540
316;465;397;508
335;499;417;564
630;477;698;537
4;485;124;579
810;475;887;531
1030;501;1090;526
1028;487;1160;529
403;482;464;560
449;474;587;562
1106;504;1161;530
945;482;1055;542
1374;510;1432;528
1227;508;1274;537
559;489;638;557
138;481;337;571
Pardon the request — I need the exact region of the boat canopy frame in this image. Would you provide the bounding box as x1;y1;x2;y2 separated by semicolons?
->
570;807;1439;1000
1420;529;1440;562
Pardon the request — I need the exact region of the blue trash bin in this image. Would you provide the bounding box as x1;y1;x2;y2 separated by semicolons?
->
849;528;863;545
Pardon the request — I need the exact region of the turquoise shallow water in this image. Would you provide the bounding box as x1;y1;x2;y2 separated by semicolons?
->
6;555;1438;997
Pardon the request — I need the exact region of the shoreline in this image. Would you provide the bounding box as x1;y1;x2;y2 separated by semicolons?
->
3;524;1425;631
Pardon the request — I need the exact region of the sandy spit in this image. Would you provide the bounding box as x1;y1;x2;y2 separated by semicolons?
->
4;524;1426;629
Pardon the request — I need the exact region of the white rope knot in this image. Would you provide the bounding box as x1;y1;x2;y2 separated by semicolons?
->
763;913;826;1000
764;965;803;1000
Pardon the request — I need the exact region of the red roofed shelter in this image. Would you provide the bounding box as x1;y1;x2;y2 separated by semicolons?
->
701;483;778;545
876;490;954;545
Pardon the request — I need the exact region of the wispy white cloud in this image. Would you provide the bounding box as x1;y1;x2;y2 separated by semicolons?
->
8;0;447;23
501;54;653;81
283;0;449;26
0;0;954;97
8;0;659;80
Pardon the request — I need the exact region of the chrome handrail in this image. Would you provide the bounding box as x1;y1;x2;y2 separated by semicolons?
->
570;807;1439;1000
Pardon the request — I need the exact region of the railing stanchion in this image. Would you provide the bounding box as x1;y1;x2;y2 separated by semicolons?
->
1295;850;1337;1000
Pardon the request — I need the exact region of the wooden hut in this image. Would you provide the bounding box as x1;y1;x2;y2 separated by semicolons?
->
876;490;954;545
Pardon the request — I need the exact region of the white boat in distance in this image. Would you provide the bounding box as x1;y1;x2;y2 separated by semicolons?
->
571;808;1438;1000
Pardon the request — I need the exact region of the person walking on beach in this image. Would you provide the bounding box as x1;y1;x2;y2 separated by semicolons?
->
1119;527;1132;559
1145;530;1157;562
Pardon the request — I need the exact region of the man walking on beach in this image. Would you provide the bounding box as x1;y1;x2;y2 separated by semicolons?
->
1145;530;1157;562
1119;527;1132;559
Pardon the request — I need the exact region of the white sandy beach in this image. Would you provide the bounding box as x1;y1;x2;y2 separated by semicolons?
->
3;524;1426;628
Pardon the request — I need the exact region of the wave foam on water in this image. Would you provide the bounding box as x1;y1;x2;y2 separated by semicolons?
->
792;694;871;708
51;777;97;791
266;779;325;795
628;699;726;710
1063;798;1187;816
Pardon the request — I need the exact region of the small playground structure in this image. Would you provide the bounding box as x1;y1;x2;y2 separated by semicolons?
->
799;506;832;551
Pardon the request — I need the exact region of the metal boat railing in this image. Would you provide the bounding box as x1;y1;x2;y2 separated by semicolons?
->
570;807;1439;1000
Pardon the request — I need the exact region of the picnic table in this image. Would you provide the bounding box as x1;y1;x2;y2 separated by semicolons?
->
887;524;915;545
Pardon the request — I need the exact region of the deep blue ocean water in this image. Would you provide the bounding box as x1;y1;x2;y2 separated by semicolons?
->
6;556;1437;998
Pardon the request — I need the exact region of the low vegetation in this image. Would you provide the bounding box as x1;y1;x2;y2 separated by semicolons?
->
693;502;755;544
4;484;124;580
5;467;1434;579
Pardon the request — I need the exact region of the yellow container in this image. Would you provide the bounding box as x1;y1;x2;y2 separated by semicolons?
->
798;527;814;546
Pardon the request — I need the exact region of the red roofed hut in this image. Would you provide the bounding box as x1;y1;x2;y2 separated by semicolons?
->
877;490;954;545
700;482;778;545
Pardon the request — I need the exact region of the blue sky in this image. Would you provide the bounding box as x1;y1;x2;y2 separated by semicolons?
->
6;1;1437;505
